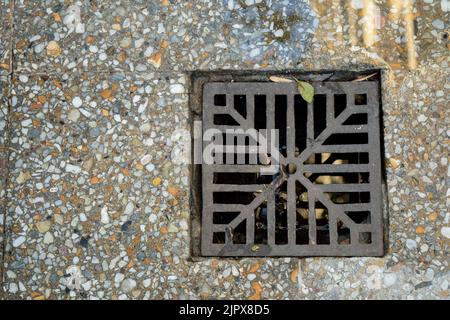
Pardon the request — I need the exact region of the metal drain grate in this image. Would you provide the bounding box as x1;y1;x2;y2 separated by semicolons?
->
197;73;384;257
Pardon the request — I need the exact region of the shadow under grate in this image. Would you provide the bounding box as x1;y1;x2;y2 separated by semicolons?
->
191;71;385;257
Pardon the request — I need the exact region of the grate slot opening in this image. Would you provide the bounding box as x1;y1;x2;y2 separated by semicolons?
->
213;212;240;224
254;95;267;130
343;113;368;125
275;95;288;157
334;94;347;118
213;232;225;244
233;220;246;244
306;172;370;184
294;95;308;153
214;94;226;106
346;211;371;224
254;203;268;244
275;181;289;245
296;181;309;244
337;220;351;245
324;192;371;204
313;94;327;138
316;201;330;245
213;172;274;184
234;95;247;118
324;133;369;145
306;152;370;165
214;114;239;126
359;232;372;244
213;192;258;204
355;94;367;105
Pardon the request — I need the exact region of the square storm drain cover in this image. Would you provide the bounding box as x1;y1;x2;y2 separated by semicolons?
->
192;71;384;257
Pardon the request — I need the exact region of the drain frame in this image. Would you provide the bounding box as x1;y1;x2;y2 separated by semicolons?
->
189;70;386;258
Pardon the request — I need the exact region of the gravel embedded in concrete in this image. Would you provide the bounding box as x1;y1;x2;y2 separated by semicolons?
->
0;0;449;300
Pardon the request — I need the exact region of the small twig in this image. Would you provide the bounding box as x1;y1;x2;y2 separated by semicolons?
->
353;72;377;82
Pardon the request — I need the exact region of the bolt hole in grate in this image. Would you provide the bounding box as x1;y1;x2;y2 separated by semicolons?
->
190;71;385;257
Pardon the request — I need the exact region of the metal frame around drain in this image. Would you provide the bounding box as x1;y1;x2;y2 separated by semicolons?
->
191;71;385;257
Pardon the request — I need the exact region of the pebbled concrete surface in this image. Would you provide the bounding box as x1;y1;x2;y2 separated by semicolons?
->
0;0;448;300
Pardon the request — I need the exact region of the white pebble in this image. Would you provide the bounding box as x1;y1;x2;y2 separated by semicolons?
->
13;236;26;247
101;207;110;224
140;154;152;165
19;282;26;292
81;281;92;291
65;164;81;174
249;48;260;58
169;84;185;94
43;232;54;244
442;0;450;12
247;273;257;281
121;278;136;292
144;46;154;57
223;268;231;277
140;123;151;133
441;227;450;239
113;114;121;122
351;0;364;9
114;273;125;283
406;239;417;250
135;38;144;48
124;202;134;216
179;220;188;230
149;214;157;223
72;96;82;108
34;43;45;54
432;19;444;29
274;29;284;37
143;279;151;288
19;75;29;83
9;283;18;294
383;273;397;287
417;114;427;122
68;109;80;122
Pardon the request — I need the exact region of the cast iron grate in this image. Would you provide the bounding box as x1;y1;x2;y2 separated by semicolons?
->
197;73;384;257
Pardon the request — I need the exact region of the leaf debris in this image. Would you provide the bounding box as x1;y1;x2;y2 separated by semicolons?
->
353;73;377;82
295;79;314;103
269;76;294;83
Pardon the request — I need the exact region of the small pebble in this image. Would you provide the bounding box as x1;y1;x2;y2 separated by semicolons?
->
169;84;185;94
68;109;80;122
121;279;136;292
406;239;417;250
441;227;450;239
72;97;82;108
100;207;110;224
13;236;26;247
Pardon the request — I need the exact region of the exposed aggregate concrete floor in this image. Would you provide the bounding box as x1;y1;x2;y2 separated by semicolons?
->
0;0;449;299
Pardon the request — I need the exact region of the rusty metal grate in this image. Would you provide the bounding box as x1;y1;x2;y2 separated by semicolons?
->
195;72;384;257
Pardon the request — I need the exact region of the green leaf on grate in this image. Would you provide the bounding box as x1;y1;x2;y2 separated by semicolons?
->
296;80;314;103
